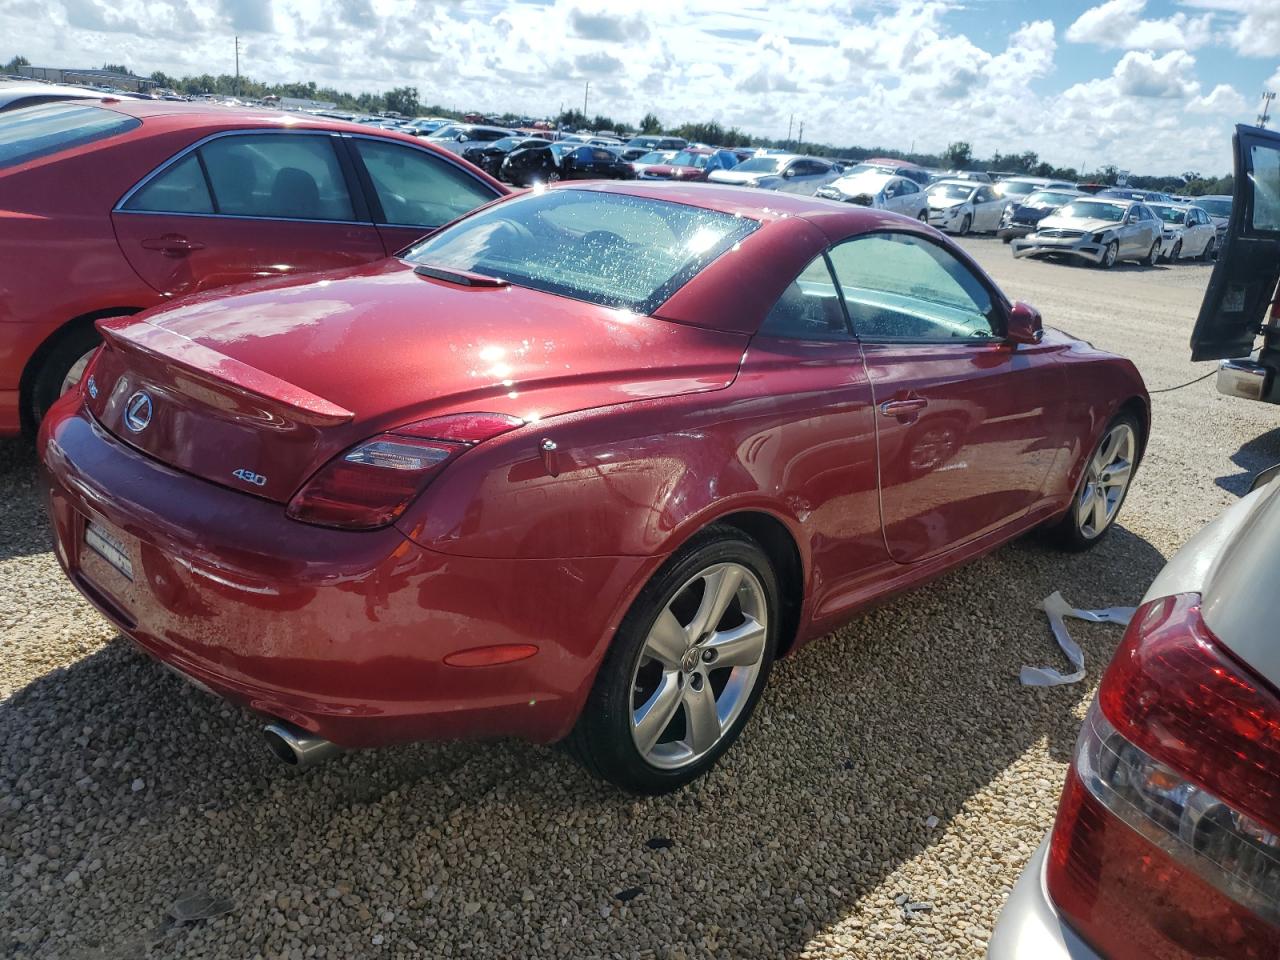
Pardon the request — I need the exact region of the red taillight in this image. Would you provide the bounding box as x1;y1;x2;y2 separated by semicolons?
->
287;412;522;530
1046;593;1280;959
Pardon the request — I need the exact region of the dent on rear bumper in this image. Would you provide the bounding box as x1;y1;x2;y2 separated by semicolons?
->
40;407;653;748
987;837;1100;960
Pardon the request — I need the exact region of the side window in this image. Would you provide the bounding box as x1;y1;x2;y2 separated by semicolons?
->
353;138;496;228
199;134;354;221
976;186;995;203
827;233;998;341
760;255;850;340
900;179;919;194
122;153;214;214
592;149;615;163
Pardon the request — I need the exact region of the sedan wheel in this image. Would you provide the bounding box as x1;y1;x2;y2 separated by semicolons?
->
918;210;929;222
1201;236;1216;262
1167;240;1182;263
568;525;778;793
1145;241;1159;267
958;214;972;236
1046;413;1140;551
1098;241;1118;269
546;170;561;184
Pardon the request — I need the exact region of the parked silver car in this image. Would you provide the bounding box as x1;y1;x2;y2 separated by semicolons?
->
706;154;839;194
1148;202;1218;262
816;170;928;219
987;466;1280;960
925;179;1005;234
424;123;518;155
1011;198;1162;268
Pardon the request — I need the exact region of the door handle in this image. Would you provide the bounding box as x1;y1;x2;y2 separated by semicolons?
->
141;235;206;257
880;397;929;418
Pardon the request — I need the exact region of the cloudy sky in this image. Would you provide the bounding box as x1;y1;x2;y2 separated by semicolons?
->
6;0;1279;174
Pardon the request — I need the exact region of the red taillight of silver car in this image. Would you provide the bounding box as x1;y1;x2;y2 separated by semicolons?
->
287;412;523;530
1046;592;1280;959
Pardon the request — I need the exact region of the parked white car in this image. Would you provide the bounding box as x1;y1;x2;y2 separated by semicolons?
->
1149;202;1219;262
994;176;1078;207
925;180;1005;234
707;154;839;194
628;149;678;176
816;171;928;219
1011;197;1163;268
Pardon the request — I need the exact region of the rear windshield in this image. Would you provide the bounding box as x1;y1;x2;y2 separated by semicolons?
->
404;189;759;313
1198;197;1232;218
0;102;139;169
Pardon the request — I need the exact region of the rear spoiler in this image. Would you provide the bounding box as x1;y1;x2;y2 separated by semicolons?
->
96;316;355;425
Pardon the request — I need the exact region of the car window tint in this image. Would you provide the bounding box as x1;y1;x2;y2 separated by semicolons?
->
199;134;353;221
760;256;849;339
592;149;614;163
353;138;495;228
122;153;214;214
1249;143;1280;232
827;232;997;341
900;179;919;194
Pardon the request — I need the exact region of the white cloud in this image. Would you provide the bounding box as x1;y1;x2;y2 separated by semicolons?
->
0;0;1238;174
1067;0;1213;50
1186;83;1247;113
1181;0;1280;57
1113;49;1200;98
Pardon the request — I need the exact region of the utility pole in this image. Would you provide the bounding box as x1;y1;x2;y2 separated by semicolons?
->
582;82;589;124
797;121;804;148
786;113;794;145
234;35;240;98
1259;91;1276;128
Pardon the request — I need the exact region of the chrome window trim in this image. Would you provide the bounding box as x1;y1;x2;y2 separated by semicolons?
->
114;127;500;226
114;127;360;221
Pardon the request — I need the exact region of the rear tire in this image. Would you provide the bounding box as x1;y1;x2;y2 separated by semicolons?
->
23;323;103;437
1043;411;1141;552
566;525;779;794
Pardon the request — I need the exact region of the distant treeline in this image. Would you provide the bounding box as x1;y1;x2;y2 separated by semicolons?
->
3;54;1231;193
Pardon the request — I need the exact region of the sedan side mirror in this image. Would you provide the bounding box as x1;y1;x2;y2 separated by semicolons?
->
1006;301;1043;345
783;169;796;178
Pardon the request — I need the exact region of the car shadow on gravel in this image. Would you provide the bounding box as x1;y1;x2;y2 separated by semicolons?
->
0;519;1168;958
1214;425;1280;496
0;439;48;563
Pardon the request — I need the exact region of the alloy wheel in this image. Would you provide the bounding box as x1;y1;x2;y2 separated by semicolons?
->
1101;242;1118;269
1170;241;1181;263
1076;422;1136;540
629;562;768;770
959;215;971;236
59;347;98;395
1146;242;1159;267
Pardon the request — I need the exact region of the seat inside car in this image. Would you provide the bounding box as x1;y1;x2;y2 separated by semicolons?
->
270;167;321;219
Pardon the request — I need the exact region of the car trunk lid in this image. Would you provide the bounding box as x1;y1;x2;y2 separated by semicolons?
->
86;258;749;503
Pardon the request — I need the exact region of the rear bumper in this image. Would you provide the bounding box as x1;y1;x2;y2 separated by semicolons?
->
987;837;1100;959
1010;236;1105;263
39;400;653;748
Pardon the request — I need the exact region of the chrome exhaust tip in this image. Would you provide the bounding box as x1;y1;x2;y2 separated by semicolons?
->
262;721;340;769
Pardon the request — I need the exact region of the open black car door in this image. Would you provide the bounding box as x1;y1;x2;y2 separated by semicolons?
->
1191;125;1280;369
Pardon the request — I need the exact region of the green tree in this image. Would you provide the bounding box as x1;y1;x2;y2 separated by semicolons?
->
101;62;131;75
557;108;588;129
943;141;972;169
639;112;661;134
383;86;419;116
3;54;29;73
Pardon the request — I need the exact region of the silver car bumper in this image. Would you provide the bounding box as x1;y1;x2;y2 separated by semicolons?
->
927;211;966;232
1010;235;1105;263
987;837;1100;959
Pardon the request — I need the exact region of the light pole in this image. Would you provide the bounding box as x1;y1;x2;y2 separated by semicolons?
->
1259;91;1276;128
234;35;240;98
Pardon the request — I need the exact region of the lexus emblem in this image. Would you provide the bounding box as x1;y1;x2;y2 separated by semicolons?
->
124;391;154;433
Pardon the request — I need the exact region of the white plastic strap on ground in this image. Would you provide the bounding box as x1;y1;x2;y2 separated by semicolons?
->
1019;591;1137;687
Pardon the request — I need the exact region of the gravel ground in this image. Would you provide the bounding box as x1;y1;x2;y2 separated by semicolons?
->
4;238;1279;959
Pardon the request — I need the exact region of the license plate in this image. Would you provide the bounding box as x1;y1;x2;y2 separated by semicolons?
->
85;521;134;581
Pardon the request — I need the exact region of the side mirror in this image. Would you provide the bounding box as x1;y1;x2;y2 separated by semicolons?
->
783;168;796;178
1006;301;1043;345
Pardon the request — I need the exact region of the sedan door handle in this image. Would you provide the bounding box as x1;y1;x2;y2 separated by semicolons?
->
880;397;929;418
141;235;206;257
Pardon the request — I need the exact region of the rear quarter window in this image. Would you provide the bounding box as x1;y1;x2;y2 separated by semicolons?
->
0;102;139;169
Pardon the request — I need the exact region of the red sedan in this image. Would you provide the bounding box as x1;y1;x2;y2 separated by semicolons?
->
0;98;506;437
40;182;1148;793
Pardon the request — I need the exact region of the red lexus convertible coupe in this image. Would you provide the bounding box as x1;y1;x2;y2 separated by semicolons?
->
40;182;1149;793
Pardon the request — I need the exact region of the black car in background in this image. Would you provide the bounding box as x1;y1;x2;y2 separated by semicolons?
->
997;188;1083;242
500;143;636;186
462;136;551;177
